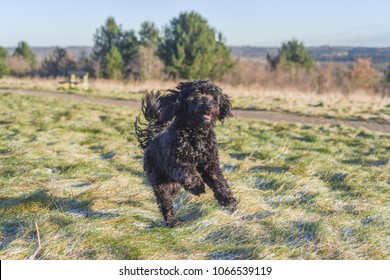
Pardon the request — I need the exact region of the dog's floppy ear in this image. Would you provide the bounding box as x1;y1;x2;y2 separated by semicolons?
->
141;91;160;122
157;89;180;123
217;92;233;123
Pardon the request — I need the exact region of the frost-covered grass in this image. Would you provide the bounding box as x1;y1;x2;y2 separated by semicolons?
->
1;91;389;259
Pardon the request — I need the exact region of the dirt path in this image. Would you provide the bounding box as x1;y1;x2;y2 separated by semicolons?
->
5;88;390;134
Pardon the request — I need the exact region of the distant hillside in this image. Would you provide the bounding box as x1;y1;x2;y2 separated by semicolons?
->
6;46;92;61
309;46;390;64
5;45;390;65
229;46;390;65
229;46;279;60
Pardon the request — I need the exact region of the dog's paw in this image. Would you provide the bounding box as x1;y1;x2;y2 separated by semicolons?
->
222;199;238;214
220;197;238;208
166;219;182;228
185;180;206;195
183;176;206;195
187;183;206;195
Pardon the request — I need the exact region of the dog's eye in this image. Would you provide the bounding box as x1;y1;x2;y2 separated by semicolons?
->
205;95;216;103
193;95;204;101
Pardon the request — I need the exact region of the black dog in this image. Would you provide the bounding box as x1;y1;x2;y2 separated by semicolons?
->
135;80;237;227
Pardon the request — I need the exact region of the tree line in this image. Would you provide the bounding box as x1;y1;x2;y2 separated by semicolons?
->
1;11;389;94
0;12;324;80
0;12;234;81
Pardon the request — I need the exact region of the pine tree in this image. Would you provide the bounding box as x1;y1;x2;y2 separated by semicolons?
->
139;21;160;47
268;39;314;71
101;46;124;79
93;17;138;78
93;17;121;62
158;12;234;80
13;41;36;66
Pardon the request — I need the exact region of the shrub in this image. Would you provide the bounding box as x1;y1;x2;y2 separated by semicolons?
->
0;46;9;77
40;47;77;77
267;39;315;72
0;59;9;77
127;45;165;81
5;55;32;76
348;57;380;92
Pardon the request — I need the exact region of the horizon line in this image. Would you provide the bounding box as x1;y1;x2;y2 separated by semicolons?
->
4;44;390;49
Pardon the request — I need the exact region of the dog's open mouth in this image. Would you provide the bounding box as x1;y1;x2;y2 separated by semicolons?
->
203;113;212;120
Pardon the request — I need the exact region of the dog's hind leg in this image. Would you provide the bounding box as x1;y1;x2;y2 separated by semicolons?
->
154;182;181;227
200;168;237;207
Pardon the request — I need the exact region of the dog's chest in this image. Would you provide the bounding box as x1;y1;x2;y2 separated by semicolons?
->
192;139;212;164
177;129;214;163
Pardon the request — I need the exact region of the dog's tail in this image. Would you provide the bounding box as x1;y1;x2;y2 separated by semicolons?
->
134;90;176;151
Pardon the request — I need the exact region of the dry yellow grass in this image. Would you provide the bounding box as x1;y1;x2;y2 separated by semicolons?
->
2;76;389;103
1;77;389;123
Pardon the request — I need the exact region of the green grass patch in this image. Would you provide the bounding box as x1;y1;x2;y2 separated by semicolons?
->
232;96;390;125
1;91;389;259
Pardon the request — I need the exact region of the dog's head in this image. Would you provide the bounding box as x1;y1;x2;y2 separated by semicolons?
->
158;80;232;126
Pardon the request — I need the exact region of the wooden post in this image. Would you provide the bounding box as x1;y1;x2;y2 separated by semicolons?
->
70;73;76;90
82;72;89;90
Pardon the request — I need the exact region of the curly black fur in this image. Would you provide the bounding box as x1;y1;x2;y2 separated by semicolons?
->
135;80;237;227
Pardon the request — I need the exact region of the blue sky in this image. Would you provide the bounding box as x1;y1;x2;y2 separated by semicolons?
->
1;0;389;47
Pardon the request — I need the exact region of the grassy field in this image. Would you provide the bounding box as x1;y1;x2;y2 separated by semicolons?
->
0;91;389;260
1;77;390;124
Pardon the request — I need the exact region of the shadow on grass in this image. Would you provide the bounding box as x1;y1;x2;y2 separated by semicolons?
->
208;247;256;260
205;224;257;259
259;220;320;250
284;221;320;247
147;202;208;229
0;189;91;211
116;165;145;179
317;172;354;192
83;236;143;260
0;220;25;251
342;158;388;166
177;203;207;224
229;153;252;160
253;177;281;191
0;189;122;252
249;165;289;173
291;135;317;143
0;189;119;219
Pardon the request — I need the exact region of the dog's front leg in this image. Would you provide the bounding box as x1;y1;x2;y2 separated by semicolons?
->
200;166;237;207
171;164;206;195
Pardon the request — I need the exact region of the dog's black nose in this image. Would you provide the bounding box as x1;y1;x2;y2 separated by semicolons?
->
206;104;213;111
